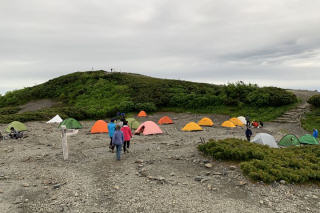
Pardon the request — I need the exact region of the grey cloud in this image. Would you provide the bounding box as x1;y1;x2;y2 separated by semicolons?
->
1;0;320;94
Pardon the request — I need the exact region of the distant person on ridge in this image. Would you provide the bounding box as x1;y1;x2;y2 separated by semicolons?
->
121;121;132;153
108;119;116;152
112;125;124;160
313;128;318;139
245;127;252;142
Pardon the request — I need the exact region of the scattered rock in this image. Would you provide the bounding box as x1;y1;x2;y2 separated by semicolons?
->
135;159;144;164
259;200;264;205
201;178;209;183
280;180;286;185
229;166;237;170
212;172;222;175
194;176;203;182
205;163;213;168
113;185;119;190
205;172;211;176
23;183;30;187
170;172;175;176
203;160;209;164
0;189;3;193
24;199;29;203
53;184;61;189
236;181;247;186
312;195;318;199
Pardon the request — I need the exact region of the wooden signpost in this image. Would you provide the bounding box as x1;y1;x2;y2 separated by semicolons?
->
61;125;69;160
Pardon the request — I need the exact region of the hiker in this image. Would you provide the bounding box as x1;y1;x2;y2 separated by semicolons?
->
313;128;318;139
245;128;252;142
252;121;259;128
121;120;132;153
245;115;250;127
108;119;116;152
259;121;264;128
9;127;18;139
112;125;124;160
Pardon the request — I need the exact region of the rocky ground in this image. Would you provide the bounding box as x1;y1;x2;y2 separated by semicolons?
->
0;110;319;213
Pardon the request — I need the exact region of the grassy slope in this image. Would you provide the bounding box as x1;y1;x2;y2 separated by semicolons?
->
0;71;298;123
302;107;320;131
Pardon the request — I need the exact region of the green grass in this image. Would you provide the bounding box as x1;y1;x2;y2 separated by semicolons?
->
199;138;320;184
301;107;320;132
0;71;297;123
161;103;297;121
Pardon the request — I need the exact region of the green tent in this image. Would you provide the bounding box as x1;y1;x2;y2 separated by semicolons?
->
278;134;300;147
126;118;140;130
299;134;319;145
6;121;27;133
59;118;82;129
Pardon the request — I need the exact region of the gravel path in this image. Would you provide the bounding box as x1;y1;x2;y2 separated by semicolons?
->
0;111;319;213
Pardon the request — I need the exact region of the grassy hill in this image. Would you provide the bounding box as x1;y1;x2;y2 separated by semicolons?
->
0;70;298;123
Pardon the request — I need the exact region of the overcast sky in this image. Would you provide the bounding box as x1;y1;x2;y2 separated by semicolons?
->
1;0;320;94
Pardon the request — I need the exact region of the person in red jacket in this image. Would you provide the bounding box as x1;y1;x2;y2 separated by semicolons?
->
121;121;132;153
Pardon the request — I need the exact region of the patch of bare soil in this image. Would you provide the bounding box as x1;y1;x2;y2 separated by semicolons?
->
18;99;58;113
0;112;319;213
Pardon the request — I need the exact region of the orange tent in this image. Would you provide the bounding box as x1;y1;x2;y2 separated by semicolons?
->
198;117;214;126
221;121;236;128
137;110;147;117
90;120;108;134
134;121;163;135
158;116;173;125
229;117;244;126
182;122;203;131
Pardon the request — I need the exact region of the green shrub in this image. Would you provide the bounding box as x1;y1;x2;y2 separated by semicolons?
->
0;71;298;122
301;107;320;132
308;95;320;107
0;107;21;115
199;138;320;184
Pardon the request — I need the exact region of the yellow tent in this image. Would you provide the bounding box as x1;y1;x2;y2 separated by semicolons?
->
229;117;244;126
221;121;236;128
198;117;214;126
182;122;203;131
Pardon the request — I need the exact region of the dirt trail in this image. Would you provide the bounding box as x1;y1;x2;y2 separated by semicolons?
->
273;89;319;123
0;112;319;213
18;99;58;113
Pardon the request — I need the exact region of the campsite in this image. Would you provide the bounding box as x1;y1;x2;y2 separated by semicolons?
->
0;107;320;212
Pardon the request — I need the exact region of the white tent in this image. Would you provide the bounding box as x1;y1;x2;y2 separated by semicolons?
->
251;133;278;148
47;115;63;123
237;116;246;125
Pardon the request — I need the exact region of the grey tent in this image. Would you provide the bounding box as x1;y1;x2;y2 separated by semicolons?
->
251;133;278;148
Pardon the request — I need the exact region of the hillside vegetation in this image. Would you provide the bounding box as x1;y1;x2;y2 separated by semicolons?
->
302;95;320;131
0;71;297;123
199;138;320;184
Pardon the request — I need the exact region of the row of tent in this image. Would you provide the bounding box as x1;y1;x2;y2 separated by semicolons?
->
252;133;319;148
3;116;319;148
46;115;320;147
181;117;246;131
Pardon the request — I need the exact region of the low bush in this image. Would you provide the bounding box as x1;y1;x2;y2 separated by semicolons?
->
308;95;320;107
301;107;320;132
0;106;21;115
198;138;320;184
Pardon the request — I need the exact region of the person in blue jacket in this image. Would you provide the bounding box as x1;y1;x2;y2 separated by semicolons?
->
108;119;116;152
313;128;318;139
112;125;124;160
